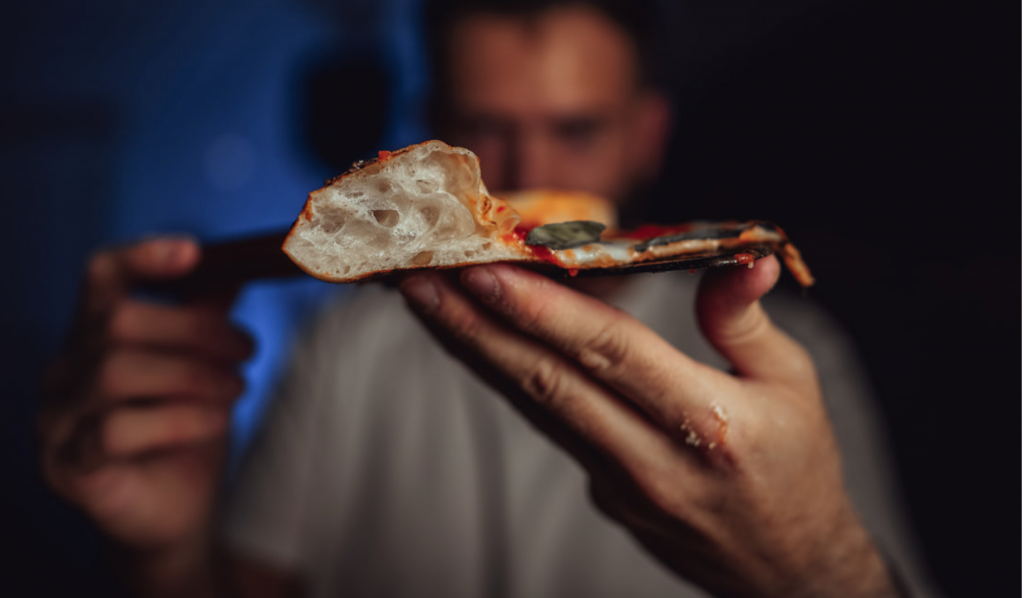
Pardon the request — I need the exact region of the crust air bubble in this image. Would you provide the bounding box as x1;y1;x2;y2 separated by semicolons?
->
373;209;400;227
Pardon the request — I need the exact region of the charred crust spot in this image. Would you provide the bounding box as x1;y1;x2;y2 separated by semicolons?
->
346;158;372;174
325;157;376;185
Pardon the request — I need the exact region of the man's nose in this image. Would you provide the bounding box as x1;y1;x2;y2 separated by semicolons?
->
510;133;553;190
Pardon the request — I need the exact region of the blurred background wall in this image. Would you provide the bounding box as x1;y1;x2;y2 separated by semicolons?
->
0;1;1016;596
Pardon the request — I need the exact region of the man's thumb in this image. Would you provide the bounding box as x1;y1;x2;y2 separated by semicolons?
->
696;255;815;389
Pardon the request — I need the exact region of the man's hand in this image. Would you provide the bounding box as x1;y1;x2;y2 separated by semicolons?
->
39;237;252;595
399;256;897;598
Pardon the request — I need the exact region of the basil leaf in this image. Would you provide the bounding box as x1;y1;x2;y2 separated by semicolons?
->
525;221;606;250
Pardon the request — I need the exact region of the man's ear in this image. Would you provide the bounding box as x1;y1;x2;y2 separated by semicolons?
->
630;91;672;183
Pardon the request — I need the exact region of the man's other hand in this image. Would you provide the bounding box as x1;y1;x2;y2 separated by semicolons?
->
399;256;898;598
38;237;251;593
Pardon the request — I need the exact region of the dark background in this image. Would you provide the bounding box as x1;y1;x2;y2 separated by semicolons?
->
0;1;1018;597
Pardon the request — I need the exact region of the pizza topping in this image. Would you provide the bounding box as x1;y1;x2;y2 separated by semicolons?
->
525;220;606;250
734;252;756;267
502;225;564;266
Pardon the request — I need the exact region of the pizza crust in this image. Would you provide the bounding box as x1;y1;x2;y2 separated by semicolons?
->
284;140;524;282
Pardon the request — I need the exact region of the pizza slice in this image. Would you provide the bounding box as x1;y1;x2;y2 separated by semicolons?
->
283;140;814;286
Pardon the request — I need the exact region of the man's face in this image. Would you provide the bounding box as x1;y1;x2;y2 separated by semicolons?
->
439;6;669;205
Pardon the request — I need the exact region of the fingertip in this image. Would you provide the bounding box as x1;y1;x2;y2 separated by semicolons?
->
462;264;555;306
749;253;781;296
461;266;499;301
695;253;814;384
699;254;780;312
398;273;441;312
151;235;200;271
479;263;549;292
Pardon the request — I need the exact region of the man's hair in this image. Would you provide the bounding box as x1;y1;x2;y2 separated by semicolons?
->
422;0;666;101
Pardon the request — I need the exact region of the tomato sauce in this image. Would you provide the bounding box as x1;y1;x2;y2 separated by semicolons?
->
734;252;755;266
500;224;564;267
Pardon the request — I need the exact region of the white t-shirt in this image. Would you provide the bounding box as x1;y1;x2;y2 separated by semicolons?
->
224;272;938;597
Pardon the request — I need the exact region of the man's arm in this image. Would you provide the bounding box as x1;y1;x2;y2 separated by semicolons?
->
398;255;901;598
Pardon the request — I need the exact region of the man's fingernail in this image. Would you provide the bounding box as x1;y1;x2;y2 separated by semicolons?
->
162;241;186;266
158;237;198;267
462;267;497;301
399;276;439;311
142;233;194;267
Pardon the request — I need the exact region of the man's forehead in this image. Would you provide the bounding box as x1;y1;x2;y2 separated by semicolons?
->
446;6;639;115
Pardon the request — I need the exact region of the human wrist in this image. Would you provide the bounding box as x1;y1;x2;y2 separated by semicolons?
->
796;510;900;598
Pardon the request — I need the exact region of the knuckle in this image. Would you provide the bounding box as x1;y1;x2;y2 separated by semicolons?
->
446;308;485;345
707;415;752;474
516;296;558;336
522;355;569;410
635;468;687;517
709;441;744;473
576;318;630;374
672;392;750;472
720;308;771;347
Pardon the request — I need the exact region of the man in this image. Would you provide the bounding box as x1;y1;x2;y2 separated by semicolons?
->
39;1;936;596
